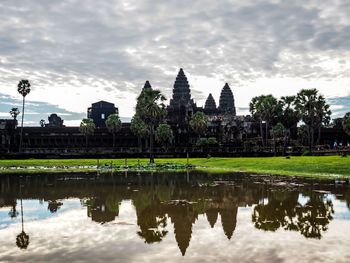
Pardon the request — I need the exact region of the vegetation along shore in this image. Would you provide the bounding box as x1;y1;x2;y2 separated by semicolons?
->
0;156;349;179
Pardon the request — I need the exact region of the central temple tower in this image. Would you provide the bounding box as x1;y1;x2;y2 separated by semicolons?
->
167;68;197;126
169;68;193;108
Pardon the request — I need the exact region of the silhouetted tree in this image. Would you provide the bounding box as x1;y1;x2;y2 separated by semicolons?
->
40;119;45;127
279;96;300;147
155;123;174;150
17;80;31;151
249;95;280;147
189;111;208;142
136;88;167;163
79;118;96;148
10;107;20;122
342;112;350;136
130;114;150;152
105;113;121;148
295;89;331;150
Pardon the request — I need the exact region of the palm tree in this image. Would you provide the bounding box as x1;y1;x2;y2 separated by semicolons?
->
136;88;166;163
249;95;280;147
79;118;96;148
315;98;331;145
295;89;331;151
343;112;350;136
279;96;300;149
131;114;150;152
17;80;31;152
189;111;208;142
105;113;122;148
10;107;20;122
155;123;174;151
40;119;46;127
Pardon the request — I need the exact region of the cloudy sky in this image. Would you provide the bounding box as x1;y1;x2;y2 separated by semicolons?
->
1;0;350;126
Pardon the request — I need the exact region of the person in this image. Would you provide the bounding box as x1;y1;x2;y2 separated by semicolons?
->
333;140;338;148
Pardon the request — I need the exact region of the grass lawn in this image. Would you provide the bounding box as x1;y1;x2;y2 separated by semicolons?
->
0;156;349;178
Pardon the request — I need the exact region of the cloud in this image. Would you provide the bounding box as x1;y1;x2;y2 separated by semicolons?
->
328;96;350;118
0;0;350;119
0;93;85;126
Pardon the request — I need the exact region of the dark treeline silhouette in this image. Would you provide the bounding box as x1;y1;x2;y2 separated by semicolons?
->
1;72;350;158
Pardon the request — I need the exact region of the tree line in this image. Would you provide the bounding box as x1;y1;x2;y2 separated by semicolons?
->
10;80;350;161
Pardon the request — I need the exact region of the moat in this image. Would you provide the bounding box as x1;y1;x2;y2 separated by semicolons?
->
0;172;349;262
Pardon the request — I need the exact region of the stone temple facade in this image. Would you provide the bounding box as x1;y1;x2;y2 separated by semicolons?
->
164;68;250;145
203;83;236;117
167;68;197;128
0;67;347;155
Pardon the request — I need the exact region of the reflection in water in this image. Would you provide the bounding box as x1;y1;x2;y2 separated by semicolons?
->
0;172;349;258
252;190;334;239
48;200;63;213
16;177;29;249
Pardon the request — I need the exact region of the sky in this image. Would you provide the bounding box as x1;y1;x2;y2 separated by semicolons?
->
1;0;350;126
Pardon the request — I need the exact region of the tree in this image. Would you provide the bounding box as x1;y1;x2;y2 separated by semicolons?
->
131;114;150;152
40;119;46;127
295;89;331;151
10;107;20;121
136;88;167;163
105;113;122;148
271;122;285;154
279;96;300;147
315;98;331;145
17;80;31;152
272;122;285;138
79;118;96;148
189;111;208;141
155;123;174;150
249;95;280;147
297;125;309;146
343;112;350;136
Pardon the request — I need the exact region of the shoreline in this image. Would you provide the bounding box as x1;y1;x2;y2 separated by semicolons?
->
0;156;349;179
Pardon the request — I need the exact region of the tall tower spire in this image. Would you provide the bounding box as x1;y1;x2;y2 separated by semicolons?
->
219;83;236;115
169;68;192;107
204;93;217;111
142;80;152;91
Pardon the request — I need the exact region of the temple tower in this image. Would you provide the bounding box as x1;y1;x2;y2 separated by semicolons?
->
169;68;192;108
219;83;236;115
206;208;219;228
204;93;217;111
167;68;197;128
220;205;238;240
142;80;152;91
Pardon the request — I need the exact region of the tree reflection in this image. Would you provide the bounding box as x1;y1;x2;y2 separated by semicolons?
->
133;190;169;244
86;197;119;224
16;178;29;249
252;190;334;239
296;193;334;239
252;191;299;232
9;201;18;218
48;200;63;213
16;231;29;249
1;172;347;254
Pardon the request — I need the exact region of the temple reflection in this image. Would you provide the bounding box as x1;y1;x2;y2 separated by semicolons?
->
0;172;349;255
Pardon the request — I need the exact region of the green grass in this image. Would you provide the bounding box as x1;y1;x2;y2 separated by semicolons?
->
0;156;349;178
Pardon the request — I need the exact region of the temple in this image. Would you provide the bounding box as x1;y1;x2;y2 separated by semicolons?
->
167;68;197;126
0;68;349;156
88;101;119;127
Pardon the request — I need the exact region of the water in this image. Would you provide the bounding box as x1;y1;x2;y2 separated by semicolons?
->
0;172;349;263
